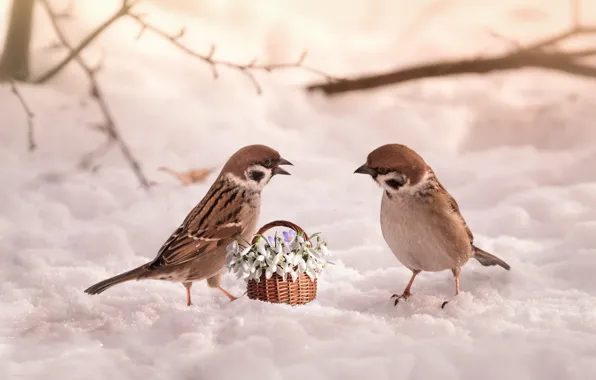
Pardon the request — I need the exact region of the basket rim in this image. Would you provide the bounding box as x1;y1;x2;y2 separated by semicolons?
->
251;220;309;244
247;271;318;284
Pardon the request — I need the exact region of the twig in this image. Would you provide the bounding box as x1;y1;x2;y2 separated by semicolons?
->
39;0;151;190
126;13;338;94
35;0;335;92
8;79;36;151
79;137;115;170
34;0;139;84
306;14;596;95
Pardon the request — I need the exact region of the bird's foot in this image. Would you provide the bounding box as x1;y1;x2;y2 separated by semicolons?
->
219;286;242;302
390;291;412;306
441;291;459;309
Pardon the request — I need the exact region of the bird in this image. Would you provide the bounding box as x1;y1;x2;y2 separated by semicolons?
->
84;144;293;306
354;144;510;306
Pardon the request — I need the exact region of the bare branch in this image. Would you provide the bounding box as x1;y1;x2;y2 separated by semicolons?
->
8;79;36;151
79;137;115;170
39;0;151;190
307;19;596;96
127;13;338;94
34;0;137;84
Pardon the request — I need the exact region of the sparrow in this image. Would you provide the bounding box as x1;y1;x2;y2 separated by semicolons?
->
84;144;292;306
354;144;510;306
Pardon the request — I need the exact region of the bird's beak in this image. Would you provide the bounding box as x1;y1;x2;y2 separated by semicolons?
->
272;157;293;175
354;164;374;176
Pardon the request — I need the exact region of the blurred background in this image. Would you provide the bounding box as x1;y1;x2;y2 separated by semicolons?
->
2;3;596;379
1;0;596;165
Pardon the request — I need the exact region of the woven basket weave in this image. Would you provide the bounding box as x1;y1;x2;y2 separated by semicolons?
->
246;220;317;306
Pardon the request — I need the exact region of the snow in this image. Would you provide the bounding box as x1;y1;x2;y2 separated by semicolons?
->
2;0;596;379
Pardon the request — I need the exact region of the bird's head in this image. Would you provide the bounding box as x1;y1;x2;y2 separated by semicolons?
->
221;144;292;191
354;144;429;196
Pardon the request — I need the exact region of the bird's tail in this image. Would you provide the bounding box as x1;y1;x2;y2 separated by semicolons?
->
472;246;511;270
84;266;146;295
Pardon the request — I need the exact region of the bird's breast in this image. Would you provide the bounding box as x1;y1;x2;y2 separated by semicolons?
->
380;192;471;272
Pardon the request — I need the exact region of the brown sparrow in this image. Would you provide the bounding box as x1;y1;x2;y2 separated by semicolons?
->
85;144;292;306
354;144;510;306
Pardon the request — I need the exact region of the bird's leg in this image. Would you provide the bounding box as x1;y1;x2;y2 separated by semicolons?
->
391;270;420;306
183;281;193;306
218;286;238;302
206;273;239;302
441;268;461;309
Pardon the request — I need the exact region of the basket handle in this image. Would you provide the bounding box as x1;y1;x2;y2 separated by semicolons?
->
251;220;308;244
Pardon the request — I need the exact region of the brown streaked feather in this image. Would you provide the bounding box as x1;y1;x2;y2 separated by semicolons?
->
148;177;249;269
434;179;474;244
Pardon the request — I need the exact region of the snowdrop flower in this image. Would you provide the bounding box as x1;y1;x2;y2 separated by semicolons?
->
307;247;321;260
306;258;318;272
268;253;282;267
227;240;238;254
297;257;307;271
227;229;331;282
289;269;298;282
284;251;295;264
257;242;268;257
239;245;252;257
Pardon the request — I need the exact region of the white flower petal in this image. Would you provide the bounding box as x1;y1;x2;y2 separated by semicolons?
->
276;266;285;277
240;246;252;256
290;270;298;282
227;241;238;252
298;258;307;271
257;243;267;256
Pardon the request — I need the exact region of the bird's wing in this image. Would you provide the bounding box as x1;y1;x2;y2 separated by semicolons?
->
148;181;248;269
436;182;474;244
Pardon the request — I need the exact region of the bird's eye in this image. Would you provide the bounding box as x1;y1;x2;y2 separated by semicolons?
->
377;168;389;175
262;159;272;167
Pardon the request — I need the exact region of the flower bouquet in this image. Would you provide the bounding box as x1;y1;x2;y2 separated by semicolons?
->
226;220;332;305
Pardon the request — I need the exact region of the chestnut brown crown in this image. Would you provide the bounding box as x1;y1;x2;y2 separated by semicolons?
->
354;144;428;186
221;144;293;179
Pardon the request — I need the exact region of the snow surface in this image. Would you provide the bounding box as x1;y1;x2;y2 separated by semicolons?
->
2;0;596;379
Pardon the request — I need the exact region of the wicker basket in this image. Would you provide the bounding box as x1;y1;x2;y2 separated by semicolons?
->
246;220;317;306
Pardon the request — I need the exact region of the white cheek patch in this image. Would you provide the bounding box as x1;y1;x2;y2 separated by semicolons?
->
376;173;409;194
226;165;272;192
246;164;272;190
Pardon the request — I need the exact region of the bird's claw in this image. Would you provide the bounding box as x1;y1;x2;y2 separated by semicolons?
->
229;291;247;303
390;292;411;307
441;300;449;309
